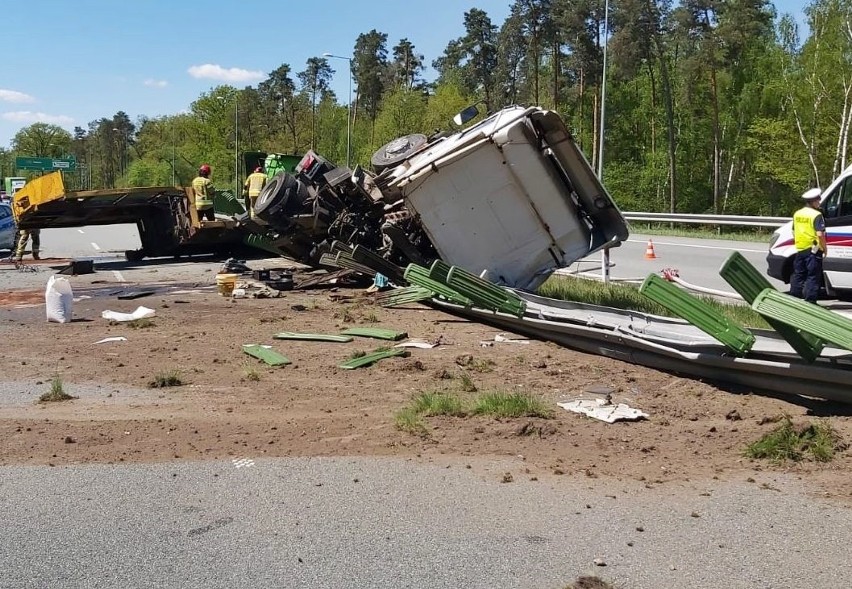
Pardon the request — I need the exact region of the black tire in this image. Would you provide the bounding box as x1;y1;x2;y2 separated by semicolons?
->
253;173;289;219
371;134;428;172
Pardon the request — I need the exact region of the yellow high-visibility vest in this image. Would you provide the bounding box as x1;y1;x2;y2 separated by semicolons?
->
793;206;821;251
244;172;267;198
192;176;214;209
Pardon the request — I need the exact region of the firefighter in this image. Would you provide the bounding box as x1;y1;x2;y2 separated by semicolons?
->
790;187;828;303
243;166;268;218
14;228;41;262
192;164;216;222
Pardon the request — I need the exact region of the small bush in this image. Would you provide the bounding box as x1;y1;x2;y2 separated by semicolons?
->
347;350;367;360
242;363;261;382
410;391;466;417
148;370;183;388
38;376;75;403
459;372;477;393
745;417;843;463
394;408;427;435
126;318;155;329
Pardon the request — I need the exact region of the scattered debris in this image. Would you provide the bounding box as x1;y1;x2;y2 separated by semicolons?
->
242;344;291;367
394;340;437;349
340;327;408;341
273;332;354;343
494;333;530;344
94;337;128;344
45;275;74;323
101;306;156;322
557;398;649;423
338;348;410;369
57;259;94;275
117;290;155;300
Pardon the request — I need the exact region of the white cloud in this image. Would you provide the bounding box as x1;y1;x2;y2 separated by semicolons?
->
144;79;168;88
0;89;36;103
2;111;74;125
187;64;265;83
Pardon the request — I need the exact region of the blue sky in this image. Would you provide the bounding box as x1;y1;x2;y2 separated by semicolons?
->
1;0;806;149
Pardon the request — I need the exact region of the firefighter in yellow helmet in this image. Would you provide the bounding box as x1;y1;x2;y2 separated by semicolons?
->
243;166;268;218
192;164;216;222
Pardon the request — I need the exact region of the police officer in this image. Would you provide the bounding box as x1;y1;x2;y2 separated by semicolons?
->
192;164;216;222
789;188;828;303
243;166;268;218
14;228;40;262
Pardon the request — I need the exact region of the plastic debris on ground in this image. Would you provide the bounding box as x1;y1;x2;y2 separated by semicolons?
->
394;340;437;349
494;333;530;344
273;332;354;343
101;306;156;322
242;344;291;366
45;275;74;323
557;398;649;423
94;337;128;344
340;327;408;341
338;348;410;369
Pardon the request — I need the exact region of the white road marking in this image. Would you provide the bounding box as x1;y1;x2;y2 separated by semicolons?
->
90;242;102;251
232;458;256;469
112;270;126;283
625;238;765;254
77;229;85;234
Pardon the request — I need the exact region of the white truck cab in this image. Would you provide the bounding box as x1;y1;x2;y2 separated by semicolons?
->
767;165;852;299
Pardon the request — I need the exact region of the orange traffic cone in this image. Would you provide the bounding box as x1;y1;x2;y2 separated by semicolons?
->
644;239;657;260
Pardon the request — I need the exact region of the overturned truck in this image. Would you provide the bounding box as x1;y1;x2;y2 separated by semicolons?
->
247;105;628;289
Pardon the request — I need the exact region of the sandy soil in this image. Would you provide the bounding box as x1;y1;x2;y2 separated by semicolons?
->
1;278;850;499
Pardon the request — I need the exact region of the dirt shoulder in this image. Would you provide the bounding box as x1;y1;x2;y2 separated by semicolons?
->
1;279;850;499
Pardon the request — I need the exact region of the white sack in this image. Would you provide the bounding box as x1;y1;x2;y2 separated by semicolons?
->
45;275;74;324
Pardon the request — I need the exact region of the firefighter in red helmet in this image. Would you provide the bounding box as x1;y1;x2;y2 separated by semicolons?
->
192;164;216;222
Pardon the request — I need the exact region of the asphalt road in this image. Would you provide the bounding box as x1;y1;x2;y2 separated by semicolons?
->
1;457;850;589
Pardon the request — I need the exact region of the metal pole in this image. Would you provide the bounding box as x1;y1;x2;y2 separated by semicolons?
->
234;95;239;199
347;59;352;168
599;0;611;285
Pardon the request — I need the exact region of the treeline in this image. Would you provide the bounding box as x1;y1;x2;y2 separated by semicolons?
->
2;0;849;217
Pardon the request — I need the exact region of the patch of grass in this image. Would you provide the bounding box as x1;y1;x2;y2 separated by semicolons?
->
347;350;367;360
631;224;772;242
363;311;379;323
242;363;261;382
38;376;75;403
148;369;184;389
745;417;843;463
538;275;769;329
334;306;355;323
459;372;477;393
469;358;495;373
126;318;155;329
472;391;553;419
410;391;467;417
566;576;617;589
394;408;427;435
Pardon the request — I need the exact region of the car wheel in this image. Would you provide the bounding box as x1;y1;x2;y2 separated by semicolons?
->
371;134;428;172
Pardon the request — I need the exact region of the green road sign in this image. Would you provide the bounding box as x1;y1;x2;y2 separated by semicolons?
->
15;156;77;171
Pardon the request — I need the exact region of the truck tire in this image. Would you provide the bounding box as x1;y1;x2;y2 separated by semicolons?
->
253;173;289;219
371;134;428;172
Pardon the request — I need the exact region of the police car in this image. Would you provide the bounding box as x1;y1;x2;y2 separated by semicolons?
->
0;202;16;252
767;166;852;299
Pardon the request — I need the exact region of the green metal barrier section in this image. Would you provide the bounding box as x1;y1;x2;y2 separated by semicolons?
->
442;263;527;317
752;289;852;353
214;189;246;216
719;252;824;362
640;273;756;355
404;264;472;307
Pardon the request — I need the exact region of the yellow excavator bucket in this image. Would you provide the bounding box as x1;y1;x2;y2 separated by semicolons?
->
11;171;66;223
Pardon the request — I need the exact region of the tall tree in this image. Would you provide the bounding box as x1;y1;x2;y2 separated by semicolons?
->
391;38;425;89
298;57;335;149
353;30;390;144
434;9;499;110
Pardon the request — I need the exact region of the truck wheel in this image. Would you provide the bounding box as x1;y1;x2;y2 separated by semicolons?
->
371;134;428;172
254;173;290;219
125;249;145;262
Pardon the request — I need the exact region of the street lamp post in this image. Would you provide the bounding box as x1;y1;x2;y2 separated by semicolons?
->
323;52;353;168
598;0;611;284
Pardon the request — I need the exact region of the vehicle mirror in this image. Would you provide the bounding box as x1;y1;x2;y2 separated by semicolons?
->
453;104;480;127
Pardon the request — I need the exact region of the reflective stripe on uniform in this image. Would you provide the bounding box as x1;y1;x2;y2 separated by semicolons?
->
192;176;214;209
793;206;821;251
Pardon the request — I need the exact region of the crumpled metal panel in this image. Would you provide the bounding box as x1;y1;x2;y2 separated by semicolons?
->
752;289;852;353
